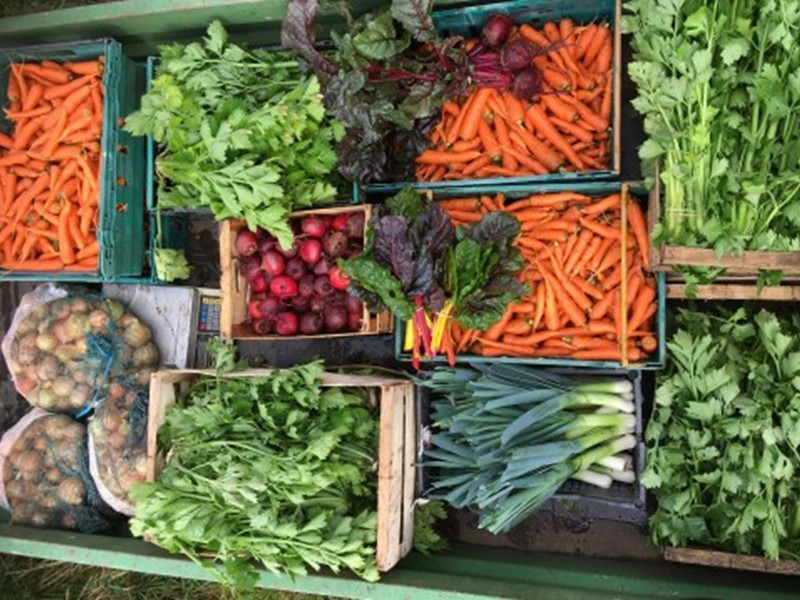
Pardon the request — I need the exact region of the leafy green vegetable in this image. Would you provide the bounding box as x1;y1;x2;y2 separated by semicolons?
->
624;0;800;266
153;248;190;282
281;0;473;183
413;500;449;554
130;344;381;590
125;21;341;248
644;307;800;560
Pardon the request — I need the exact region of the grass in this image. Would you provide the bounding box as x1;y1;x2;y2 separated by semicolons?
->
0;554;340;600
0;0;114;19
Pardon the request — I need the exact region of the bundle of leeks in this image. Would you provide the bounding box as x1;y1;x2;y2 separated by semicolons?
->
420;364;637;534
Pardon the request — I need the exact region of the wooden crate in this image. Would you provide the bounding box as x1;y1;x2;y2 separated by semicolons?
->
219;205;394;340
146;368;416;573
663;547;800;576
647;168;800;278
666;283;800;301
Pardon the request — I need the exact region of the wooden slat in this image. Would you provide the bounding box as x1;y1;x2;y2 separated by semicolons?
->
399;385;417;557
664;547;800;576
611;0;622;174
667;284;800;300
376;384;407;572
659;246;800;274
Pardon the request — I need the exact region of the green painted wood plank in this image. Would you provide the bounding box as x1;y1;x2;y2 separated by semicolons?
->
2;523;799;600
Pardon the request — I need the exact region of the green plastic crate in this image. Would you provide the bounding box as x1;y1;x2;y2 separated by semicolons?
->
371;181;666;370
366;0;621;194
0;39;145;281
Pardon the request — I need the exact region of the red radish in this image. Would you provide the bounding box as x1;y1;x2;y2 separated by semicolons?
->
309;294;326;313
346;295;363;315
324;305;347;332
235;229;258;257
298;274;316;298
262;250;285;276
329;266;351;290
252;320;273;335
301;216;326;238
323;231;348;259
249;273;269;293
291;295;310;312
248;299;263;320
345;212;365;238
321;215;333;229
285;257;308;280
278;240;299;259
313;258;332;275
299;239;323;265
348;312;363;331
270;275;298;299
345;243;363;259
314;275;334;297
331;213;350;232
240;256;262;281
256;296;281;319
299;311;323;335
274;312;299;336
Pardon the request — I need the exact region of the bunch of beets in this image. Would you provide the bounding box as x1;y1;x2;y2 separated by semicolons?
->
235;210;366;336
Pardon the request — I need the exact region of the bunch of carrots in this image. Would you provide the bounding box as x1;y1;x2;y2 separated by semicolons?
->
416;19;613;182
0;57;105;272
440;191;657;364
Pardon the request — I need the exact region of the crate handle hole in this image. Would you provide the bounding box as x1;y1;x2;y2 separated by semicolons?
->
116;176;127;187
117;117;126;127
116;144;128;154
115;203;128;213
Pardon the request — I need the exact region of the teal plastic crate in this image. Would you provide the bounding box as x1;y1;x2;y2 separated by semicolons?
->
376;181;666;369
366;0;621;194
112;212;189;285
0;39;145;281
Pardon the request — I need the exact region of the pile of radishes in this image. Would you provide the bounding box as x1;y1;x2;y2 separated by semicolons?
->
235;210;367;336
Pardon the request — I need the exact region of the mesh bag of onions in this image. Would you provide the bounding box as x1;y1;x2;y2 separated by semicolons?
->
88;382;149;515
1;284;160;415
0;410;119;532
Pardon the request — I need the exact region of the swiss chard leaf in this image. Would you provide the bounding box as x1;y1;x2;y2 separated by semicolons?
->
352;9;412;60
280;0;339;79
372;216;415;288
339;252;415;321
390;0;437;43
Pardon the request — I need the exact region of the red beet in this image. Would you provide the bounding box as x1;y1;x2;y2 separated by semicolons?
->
322;215;334;229
309;294;326;313
501;38;536;72
346;295;363;315
345;212;365;238
323;231;348;259
313;258;332;275
314;275;334;297
298;274;316;298
301;216;327;238
277;240;299;259
252;319;273;335
324;305;347;332
481;13;514;48
285;257;308;280
347;312;363;332
258;237;277;256
299;311;324;335
249;273;269;294
291;295;310;312
262;250;285;276
235;229;258;257
299;238;323;265
240;256;262;282
274;312;299;336
511;67;544;99
256;296;281;319
270;275;298;299
331;213;350;232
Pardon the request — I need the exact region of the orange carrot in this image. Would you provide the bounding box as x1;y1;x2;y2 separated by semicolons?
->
583;193;621;216
459;87;493;141
579;216;621;239
1;258;64;271
627;200;650;269
64;59;104;77
511;126;564;171
463;155;493;176
58;200;76;265
550;115;594;143
478;119;501;161
527;104;585;169
583;24;610;66
541;67;572;92
76;239;99;260
628;286;657;333
43;75;97;101
416;149;482;165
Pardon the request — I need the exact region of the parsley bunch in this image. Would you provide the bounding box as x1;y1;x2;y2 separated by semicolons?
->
645;307;800;560
125;21;341;248
130;348;380;590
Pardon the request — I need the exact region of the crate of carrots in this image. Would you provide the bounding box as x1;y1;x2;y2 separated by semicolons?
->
392;182;665;369
0;39;145;280
363;0;620;192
